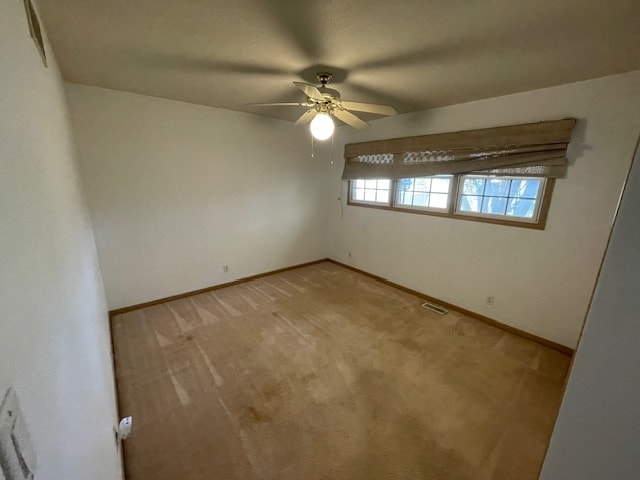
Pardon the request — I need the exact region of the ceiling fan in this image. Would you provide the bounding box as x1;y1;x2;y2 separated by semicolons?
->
249;72;397;140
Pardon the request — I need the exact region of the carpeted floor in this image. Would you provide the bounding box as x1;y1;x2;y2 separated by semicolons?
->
111;261;570;479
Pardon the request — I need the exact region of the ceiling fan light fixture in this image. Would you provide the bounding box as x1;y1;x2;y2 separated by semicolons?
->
250;71;396;135
310;113;335;141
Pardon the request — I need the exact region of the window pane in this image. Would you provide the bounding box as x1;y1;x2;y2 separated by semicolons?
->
462;178;485;195
413;178;431;192
460;195;482;212
377;179;391;190
397;191;413;205
393;176;450;211
484;178;510;197
351;178;391;205
398;178;413;191
429;193;448;209
456;175;545;223
376;189;390;203
431;177;451;193
507;198;536;218
482;196;508;215
364;189;376;201
509;179;541;199
413;193;429;207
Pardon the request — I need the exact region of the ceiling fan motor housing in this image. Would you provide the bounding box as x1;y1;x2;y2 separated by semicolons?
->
316;72;339;108
320;87;340;101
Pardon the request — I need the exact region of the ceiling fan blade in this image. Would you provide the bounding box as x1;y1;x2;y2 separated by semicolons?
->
247;102;307;107
334;109;370;130
295;109;317;126
341;101;397;116
293;82;325;102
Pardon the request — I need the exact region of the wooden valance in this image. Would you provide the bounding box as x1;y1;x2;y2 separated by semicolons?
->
342;118;576;180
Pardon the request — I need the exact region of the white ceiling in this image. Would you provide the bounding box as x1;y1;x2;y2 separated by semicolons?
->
37;0;640;122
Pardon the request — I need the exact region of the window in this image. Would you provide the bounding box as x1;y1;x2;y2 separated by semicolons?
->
350;179;391;206
342;119;573;229
396;176;453;211
348;174;552;228
456;176;544;222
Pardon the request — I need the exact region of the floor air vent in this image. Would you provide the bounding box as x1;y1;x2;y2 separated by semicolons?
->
421;301;448;315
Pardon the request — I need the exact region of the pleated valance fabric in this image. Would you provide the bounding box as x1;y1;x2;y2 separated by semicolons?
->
342;118;576;180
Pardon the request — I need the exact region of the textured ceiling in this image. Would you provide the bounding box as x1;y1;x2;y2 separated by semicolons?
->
37;0;640;123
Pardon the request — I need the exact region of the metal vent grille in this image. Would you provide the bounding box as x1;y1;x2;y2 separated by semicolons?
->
421;301;448;315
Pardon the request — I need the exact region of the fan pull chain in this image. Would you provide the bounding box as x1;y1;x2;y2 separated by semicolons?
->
330;134;334;165
339;179;345;218
310;132;314;158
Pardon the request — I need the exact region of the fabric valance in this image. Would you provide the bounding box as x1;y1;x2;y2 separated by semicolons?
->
342;118;576;180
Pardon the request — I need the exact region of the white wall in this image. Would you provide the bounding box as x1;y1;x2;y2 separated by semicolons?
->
64;67;639;348
66;84;331;310
0;1;122;479
540;135;640;478
325;71;640;348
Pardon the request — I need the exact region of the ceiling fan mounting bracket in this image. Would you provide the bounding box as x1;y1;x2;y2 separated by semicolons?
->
316;72;333;87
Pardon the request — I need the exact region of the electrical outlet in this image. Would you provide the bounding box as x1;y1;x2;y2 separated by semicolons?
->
222;265;229;273
485;295;495;306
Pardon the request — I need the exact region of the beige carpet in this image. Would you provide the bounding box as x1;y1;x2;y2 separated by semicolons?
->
111;261;570;480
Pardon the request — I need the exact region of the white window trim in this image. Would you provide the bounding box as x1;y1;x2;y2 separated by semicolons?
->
453;175;547;224
393;175;453;213
347;174;554;230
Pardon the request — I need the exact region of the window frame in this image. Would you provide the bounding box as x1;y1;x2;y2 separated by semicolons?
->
394;175;455;213
347;175;554;230
350;178;393;206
